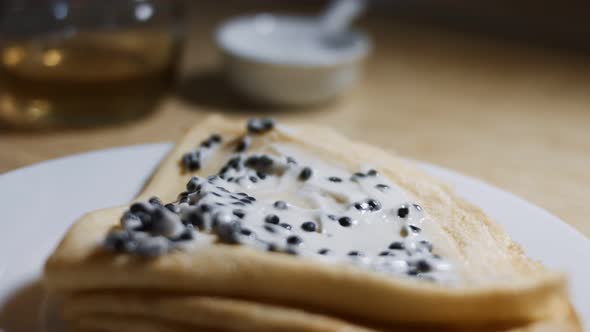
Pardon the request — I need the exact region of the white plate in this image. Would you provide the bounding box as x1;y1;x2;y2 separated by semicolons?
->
0;143;588;331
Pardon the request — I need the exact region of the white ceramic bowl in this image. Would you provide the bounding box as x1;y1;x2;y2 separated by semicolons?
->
215;14;370;107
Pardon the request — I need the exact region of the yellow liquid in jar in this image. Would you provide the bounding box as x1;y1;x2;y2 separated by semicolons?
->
0;28;180;128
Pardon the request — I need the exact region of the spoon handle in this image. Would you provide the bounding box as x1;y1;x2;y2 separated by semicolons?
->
320;0;367;36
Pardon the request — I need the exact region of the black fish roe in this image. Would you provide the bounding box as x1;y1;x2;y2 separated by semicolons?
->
235;136;251;153
104;230;133;251
133;213;151;229
258;118;275;132
232;209;246;218
173;228;194;242
259;155;273;169
273;200;288;210
265;214;280;225
286;235;302;245
301;221;317;232
148;196;162;206
367;199;381;211
121;211;141;229
389;241;405;250
217;186;230;193
415;259;431;272
375;184;390;191
186;176;200;192
185;210;205;229
298;167;313;181
245;155;274;173
227;156;241;169
244;156;257;168
200;140;211;148
150;206;183;236
182;152;201;171
409;225;422;233
214;219;242;244
354;202;368;211
397;206;410;218
165;203;180;214
419;240;433;252
130;202;150;214
112;118;452;269
210;134;222;143
247;118;275;134
338;216;353;227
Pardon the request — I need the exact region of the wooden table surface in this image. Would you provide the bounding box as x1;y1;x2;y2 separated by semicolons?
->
1;3;589;238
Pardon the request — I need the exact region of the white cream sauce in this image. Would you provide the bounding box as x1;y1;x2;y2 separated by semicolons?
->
177;142;456;283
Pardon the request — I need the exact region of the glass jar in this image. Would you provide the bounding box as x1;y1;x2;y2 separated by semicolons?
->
0;0;184;128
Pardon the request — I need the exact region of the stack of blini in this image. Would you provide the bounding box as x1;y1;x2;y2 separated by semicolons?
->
44;116;580;331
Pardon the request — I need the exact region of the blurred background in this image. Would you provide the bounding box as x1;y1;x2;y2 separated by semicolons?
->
0;0;589;236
